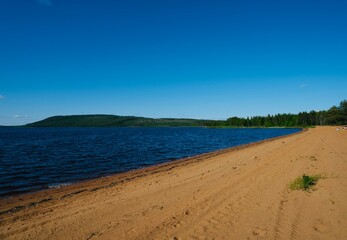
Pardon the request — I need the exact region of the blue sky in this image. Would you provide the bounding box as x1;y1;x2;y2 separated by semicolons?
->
0;0;346;125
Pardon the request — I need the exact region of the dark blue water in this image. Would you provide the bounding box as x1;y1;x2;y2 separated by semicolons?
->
0;127;301;197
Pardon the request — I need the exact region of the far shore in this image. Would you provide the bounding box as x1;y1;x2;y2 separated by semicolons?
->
0;126;346;240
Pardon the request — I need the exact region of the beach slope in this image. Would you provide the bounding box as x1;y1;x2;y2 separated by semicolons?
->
1;126;346;239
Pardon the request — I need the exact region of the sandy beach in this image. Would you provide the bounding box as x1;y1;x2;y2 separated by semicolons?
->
0;126;346;240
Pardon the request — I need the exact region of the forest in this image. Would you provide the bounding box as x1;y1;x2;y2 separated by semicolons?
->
205;100;347;127
26;100;347;128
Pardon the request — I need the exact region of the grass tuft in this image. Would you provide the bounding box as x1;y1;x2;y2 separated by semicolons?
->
289;174;322;191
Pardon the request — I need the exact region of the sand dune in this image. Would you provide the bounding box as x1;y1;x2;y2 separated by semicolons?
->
1;126;346;239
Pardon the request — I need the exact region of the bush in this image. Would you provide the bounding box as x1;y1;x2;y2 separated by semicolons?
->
289;174;322;191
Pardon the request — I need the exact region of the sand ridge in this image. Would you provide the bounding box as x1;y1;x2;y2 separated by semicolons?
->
0;126;346;239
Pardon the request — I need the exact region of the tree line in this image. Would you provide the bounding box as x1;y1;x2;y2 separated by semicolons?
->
205;100;347;127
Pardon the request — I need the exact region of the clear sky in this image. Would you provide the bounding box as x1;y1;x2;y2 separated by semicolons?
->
1;0;346;125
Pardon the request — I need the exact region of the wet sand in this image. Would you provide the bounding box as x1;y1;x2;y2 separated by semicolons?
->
1;126;346;239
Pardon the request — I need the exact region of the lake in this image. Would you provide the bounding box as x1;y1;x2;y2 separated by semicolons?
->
0;127;301;197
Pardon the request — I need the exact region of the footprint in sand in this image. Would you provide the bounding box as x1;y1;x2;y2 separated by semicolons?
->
252;227;267;237
313;219;332;233
175;221;183;228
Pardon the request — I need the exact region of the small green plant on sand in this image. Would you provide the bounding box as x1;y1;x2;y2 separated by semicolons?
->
289;174;322;191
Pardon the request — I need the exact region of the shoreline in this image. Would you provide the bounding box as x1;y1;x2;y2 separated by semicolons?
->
0;128;304;212
1;126;346;240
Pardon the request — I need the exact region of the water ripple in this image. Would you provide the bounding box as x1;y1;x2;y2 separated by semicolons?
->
0;127;300;197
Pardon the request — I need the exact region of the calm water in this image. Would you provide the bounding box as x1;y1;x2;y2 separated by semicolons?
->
0;127;301;197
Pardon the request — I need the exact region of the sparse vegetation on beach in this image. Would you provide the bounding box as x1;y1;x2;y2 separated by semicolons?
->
289;174;323;191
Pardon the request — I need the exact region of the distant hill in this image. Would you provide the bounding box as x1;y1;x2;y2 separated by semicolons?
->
21;100;347;127
26;115;212;127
